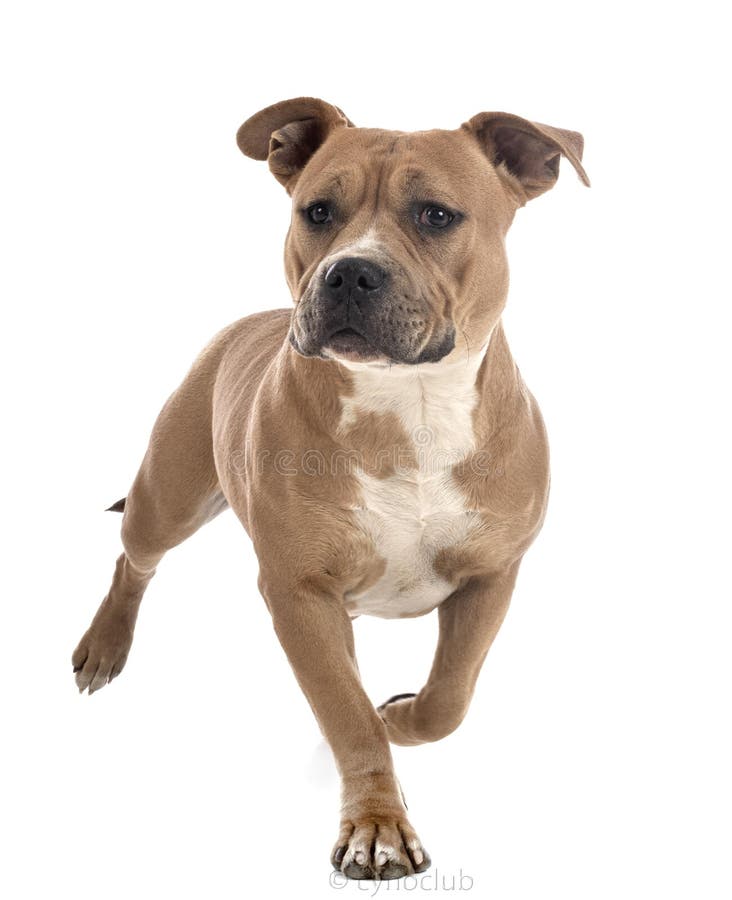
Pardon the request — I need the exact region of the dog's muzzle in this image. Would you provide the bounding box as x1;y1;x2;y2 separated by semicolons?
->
290;255;455;364
319;256;389;360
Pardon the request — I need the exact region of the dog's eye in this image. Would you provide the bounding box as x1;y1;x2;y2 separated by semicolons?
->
306;202;332;225
419;206;454;229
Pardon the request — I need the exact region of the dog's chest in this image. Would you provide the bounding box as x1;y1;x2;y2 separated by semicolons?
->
339;358;484;619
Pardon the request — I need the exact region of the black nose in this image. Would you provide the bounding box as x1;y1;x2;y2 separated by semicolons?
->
323;257;387;303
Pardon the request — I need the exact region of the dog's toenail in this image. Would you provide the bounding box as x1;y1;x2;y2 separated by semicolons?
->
382;862;408;879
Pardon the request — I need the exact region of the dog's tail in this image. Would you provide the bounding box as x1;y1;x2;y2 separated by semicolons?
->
106;497;126;513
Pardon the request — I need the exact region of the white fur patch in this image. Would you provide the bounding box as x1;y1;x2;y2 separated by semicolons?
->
342;342;490;618
323;227;382;266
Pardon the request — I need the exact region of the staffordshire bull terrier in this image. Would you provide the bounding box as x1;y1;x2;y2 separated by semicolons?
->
72;97;589;880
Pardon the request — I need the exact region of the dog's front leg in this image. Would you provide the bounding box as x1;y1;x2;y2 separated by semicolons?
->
378;561;521;746
263;579;430;880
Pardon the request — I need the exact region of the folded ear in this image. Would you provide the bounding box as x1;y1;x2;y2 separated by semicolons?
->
236;97;354;192
464;111;590;202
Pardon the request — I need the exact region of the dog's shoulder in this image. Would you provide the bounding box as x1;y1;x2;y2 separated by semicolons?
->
209;308;291;357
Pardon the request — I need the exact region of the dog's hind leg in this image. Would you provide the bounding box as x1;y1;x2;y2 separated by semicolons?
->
72;346;227;695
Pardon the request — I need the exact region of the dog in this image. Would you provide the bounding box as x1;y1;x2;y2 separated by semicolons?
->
72;97;589;880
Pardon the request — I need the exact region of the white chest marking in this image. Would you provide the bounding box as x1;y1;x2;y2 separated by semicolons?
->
338;345;490;618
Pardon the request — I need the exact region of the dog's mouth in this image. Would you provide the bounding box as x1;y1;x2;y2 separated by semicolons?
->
322;326;381;361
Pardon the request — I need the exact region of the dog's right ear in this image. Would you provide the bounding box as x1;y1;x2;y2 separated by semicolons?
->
236;97;354;192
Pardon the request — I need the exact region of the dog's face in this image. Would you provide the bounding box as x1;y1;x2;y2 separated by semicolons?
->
237;99;589;366
283;127;515;365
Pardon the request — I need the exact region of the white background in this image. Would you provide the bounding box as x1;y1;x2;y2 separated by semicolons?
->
1;2;730;898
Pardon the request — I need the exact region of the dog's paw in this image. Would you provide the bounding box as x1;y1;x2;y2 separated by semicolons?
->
331;817;430;880
378;691;464;745
377;692;422;746
71;612;134;695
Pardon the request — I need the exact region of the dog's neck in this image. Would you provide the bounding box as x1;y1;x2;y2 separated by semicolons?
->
280;319;520;463
335;330;493;458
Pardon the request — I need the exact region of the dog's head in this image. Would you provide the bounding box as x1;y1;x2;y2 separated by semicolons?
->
237;97;589;366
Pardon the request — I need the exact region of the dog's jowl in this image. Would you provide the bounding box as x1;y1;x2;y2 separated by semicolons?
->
72;97;589;880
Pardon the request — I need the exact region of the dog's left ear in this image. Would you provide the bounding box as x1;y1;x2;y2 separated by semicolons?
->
237;97;354;192
464;111;590;202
